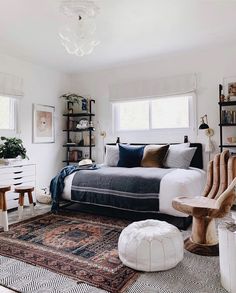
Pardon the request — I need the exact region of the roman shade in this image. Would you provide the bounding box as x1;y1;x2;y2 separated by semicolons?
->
109;73;197;102
0;72;24;98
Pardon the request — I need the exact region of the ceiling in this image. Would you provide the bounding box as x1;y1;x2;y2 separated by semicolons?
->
0;0;236;73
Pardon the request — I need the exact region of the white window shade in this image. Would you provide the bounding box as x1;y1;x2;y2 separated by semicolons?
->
0;72;24;98
109;73;197;102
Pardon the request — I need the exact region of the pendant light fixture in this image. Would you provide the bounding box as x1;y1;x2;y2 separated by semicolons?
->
59;0;100;57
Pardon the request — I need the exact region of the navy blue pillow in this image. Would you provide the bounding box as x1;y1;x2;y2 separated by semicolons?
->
117;144;144;168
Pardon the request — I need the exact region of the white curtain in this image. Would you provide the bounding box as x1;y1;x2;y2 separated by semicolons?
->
0;72;24;98
109;73;197;102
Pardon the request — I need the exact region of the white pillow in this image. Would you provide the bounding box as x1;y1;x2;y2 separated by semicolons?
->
169;143;190;150
104;145;119;166
164;147;196;169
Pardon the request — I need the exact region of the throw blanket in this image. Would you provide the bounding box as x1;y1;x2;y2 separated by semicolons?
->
71;166;173;213
50;165;98;212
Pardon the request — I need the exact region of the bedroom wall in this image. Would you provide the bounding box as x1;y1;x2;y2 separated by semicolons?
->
0;54;70;188
69;42;236;168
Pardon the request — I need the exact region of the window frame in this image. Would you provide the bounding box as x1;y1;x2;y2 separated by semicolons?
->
112;93;197;133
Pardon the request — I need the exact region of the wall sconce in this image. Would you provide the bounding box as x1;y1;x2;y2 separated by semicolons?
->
199;114;214;159
199;114;214;137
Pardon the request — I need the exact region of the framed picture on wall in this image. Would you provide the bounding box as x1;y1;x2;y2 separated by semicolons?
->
33;104;55;143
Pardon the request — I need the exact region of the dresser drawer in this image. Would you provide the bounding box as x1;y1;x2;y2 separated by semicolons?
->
0;165;35;177
0;170;35;182
0;163;36;210
0;176;35;186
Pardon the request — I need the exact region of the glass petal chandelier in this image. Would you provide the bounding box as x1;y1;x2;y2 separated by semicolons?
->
59;0;100;57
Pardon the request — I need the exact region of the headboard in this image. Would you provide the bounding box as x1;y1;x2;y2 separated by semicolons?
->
106;143;203;169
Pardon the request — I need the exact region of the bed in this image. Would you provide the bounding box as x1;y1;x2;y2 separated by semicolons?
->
60;143;206;229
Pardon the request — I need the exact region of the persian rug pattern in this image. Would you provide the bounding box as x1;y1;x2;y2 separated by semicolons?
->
0;212;138;293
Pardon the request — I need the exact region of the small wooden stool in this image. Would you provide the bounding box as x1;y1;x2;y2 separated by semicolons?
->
15;186;35;220
0;185;11;231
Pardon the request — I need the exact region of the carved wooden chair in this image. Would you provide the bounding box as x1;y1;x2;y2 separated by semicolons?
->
172;150;236;256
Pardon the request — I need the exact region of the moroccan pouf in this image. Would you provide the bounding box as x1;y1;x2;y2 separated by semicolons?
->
118;219;184;272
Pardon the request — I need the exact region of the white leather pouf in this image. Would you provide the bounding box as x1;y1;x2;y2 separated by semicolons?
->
118;219;183;272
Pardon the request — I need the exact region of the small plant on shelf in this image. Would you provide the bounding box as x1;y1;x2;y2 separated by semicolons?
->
59;93;88;113
59;93;84;104
0;137;28;159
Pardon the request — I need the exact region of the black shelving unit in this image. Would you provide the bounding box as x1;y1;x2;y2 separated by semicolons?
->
219;84;236;152
63;99;95;165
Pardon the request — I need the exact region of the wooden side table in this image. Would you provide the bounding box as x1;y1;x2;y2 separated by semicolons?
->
0;185;11;231
15;186;35;220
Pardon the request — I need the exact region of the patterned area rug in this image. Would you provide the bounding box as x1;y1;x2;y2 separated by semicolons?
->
0;245;227;293
0;211;233;293
0;212;138;293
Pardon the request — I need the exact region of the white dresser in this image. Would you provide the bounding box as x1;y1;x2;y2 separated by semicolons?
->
0;162;36;210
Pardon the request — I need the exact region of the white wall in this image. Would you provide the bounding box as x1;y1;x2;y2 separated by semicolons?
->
70;43;236;168
1;41;234;182
0;54;70;187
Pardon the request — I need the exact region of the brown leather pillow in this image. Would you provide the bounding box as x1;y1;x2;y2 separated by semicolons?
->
141;145;169;168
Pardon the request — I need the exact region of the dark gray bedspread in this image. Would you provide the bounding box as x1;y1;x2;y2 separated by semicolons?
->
71;166;173;213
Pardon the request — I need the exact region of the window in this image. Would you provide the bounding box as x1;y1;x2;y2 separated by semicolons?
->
0;96;16;131
151;96;189;129
113;95;195;131
114;100;149;131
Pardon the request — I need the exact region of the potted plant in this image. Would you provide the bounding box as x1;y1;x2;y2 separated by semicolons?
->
60;93;88;113
0;137;28;160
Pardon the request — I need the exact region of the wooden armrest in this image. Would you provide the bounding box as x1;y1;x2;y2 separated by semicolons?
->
174;196;218;209
172;196;219;216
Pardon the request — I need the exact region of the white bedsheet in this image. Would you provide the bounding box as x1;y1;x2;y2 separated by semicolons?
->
159;167;206;217
62;167;206;217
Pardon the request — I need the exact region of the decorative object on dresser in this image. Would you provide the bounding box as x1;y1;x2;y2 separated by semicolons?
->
0;162;36;210
118;219;183;272
219;82;236;152
63;97;95;165
172;150;236;256
0;137;28;164
33;104;55;143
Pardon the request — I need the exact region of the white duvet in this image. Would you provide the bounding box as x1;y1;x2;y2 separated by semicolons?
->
62;167;206;218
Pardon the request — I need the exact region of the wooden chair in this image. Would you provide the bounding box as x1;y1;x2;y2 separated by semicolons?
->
172;150;236;256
